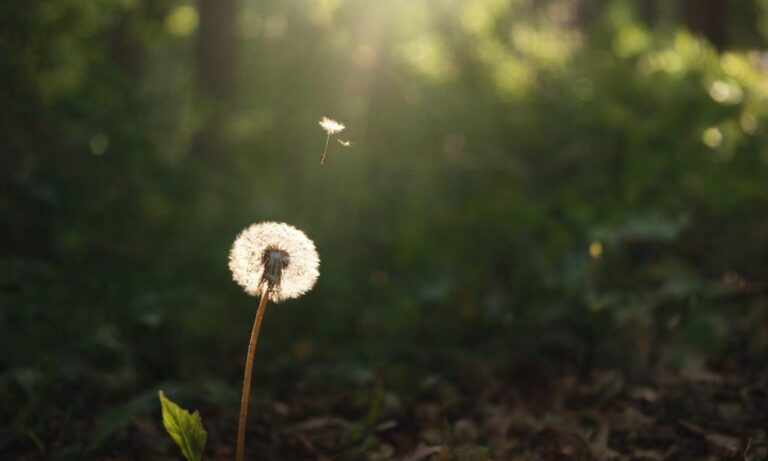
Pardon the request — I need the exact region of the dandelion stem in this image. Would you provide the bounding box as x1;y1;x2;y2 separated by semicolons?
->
236;289;270;461
320;133;331;165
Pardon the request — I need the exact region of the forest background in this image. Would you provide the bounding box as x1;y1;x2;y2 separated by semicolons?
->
2;0;768;458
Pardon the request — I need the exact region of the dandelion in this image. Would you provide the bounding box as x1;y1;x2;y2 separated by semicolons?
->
229;222;320;302
337;139;352;147
229;222;320;461
318;116;345;165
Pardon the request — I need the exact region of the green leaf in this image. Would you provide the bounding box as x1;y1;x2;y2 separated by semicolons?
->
158;390;207;461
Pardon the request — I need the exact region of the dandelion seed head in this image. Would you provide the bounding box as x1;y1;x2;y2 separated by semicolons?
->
319;116;345;134
229;222;320;302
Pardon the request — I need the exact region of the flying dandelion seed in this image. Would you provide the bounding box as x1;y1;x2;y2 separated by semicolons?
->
229;221;320;461
337;139;352;147
318;116;346;165
319;117;345;134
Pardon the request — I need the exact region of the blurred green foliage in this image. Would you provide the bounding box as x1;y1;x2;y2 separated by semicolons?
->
1;0;768;455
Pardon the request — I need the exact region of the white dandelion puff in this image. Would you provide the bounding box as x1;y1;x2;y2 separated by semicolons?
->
229;221;320;303
337;139;352;147
319;116;345;134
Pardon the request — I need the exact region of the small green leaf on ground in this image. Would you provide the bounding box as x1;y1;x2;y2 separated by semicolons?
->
158;390;207;461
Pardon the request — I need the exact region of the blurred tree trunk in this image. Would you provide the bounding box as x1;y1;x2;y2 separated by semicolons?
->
109;16;143;79
575;0;609;30
195;0;239;168
109;1;168;80
684;0;729;49
197;0;238;101
638;0;658;26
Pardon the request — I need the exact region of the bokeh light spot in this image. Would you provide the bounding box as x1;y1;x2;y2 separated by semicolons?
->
165;5;199;37
702;127;723;148
89;134;109;156
589;241;603;259
740;113;759;135
708;80;743;105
